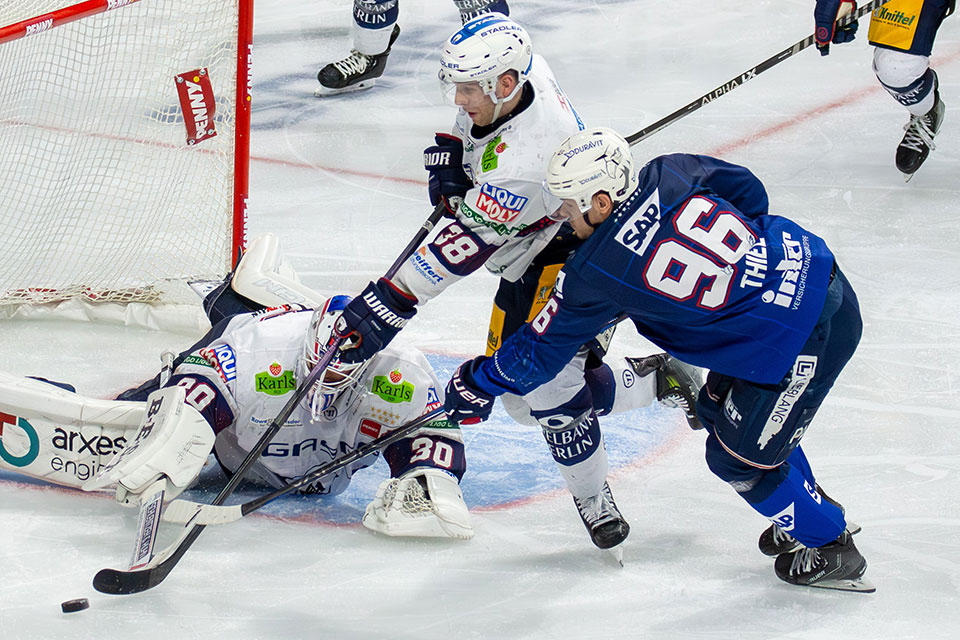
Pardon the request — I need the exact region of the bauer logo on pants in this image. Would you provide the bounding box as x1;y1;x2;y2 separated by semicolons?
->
175;68;218;146
0;412;40;468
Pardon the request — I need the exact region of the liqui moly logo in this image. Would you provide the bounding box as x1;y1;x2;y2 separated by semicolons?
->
175;68;218;145
475;183;528;223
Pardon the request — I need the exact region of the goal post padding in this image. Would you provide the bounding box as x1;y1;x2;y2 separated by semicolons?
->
0;0;250;322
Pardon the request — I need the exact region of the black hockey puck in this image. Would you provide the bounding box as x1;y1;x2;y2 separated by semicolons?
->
60;598;89;613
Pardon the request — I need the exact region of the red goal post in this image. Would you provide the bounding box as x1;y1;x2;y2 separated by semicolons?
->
0;0;251;316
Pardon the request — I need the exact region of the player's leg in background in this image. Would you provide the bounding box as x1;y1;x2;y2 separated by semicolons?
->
453;0;511;24
869;0;953;178
316;1;401;96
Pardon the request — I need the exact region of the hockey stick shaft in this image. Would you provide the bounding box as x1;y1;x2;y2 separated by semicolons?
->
163;407;447;526
624;0;889;145
93;203;446;595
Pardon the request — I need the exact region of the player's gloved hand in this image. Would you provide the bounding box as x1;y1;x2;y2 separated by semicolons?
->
424;133;471;217
335;278;417;364
444;356;496;425
814;0;858;56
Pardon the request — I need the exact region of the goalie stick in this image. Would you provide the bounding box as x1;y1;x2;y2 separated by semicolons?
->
162;406;446;526
625;0;890;145
93;203;447;595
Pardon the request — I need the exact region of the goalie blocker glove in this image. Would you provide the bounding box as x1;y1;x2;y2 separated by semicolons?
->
443;356;496;424
336;278;417;364
814;0;858;55
424;133;472;216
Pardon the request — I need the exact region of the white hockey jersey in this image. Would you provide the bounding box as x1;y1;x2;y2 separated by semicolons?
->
394;54;584;303
173;307;462;495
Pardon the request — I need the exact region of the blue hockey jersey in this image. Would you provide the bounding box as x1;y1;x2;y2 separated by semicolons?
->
474;154;836;394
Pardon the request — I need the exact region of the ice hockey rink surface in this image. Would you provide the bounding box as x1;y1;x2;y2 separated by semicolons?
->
1;0;959;637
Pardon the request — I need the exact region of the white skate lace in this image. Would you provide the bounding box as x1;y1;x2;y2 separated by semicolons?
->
789;546;824;577
772;525;796;548
901;114;937;154
575;486;619;526
332;50;372;77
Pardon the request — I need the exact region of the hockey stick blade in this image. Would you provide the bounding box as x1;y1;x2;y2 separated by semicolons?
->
94;524;205;595
161;407;446;527
624;0;890;145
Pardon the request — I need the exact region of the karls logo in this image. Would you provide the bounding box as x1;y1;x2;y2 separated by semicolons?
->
25;18;53;36
175;68;218;145
0;412;40;468
761;231;811;310
371;375;414;404
475;183;528;223
255;363;296;396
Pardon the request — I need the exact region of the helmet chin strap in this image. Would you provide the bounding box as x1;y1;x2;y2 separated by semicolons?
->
488;80;523;123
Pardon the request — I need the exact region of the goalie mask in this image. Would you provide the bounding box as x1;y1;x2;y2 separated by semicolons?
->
299;295;370;421
439;12;533;117
544;127;639;221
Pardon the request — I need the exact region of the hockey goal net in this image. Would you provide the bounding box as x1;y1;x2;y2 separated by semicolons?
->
0;0;251;313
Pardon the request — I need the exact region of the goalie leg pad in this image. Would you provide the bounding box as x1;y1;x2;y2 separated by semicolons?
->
230;233;323;309
0;372;145;488
362;468;473;540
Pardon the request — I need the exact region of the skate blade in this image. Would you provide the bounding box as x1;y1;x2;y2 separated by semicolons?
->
809;576;876;593
606;544;625;567
902;171;915;183
314;80;377;97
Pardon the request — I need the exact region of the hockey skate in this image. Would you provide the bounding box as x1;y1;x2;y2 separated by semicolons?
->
896;75;945;181
574;481;630;563
758;485;861;556
315;25;400;97
774;531;875;593
626;354;703;430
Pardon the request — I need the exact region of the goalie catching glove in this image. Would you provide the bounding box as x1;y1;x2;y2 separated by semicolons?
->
362;467;473;540
83;386;214;506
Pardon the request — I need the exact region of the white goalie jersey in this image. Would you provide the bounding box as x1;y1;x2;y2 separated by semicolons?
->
393;54;584;303
172;306;465;496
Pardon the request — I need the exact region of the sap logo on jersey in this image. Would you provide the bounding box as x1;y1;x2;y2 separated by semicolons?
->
475;183;528;224
615;188;661;256
0;412;40;468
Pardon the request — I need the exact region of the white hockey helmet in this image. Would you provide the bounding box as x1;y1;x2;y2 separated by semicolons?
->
299;295;370;420
439;12;533;106
544;127;639;217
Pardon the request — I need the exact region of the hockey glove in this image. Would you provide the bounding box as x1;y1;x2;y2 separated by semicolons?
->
424;133;472;216
335;278;417;364
814;0;858;56
444;356;496;425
